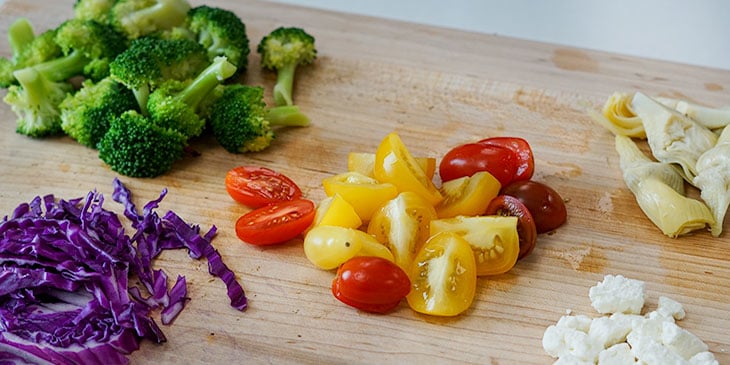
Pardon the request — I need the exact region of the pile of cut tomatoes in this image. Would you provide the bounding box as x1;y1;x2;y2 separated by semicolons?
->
225;132;566;316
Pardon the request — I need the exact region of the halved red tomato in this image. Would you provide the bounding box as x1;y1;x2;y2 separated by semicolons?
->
235;199;315;246
438;142;517;186
478;137;534;182
332;256;411;314
226;166;302;208
485;195;537;259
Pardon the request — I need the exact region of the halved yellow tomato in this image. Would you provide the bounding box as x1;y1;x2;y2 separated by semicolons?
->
303;225;393;270
373;132;443;206
312;194;362;229
406;231;477;316
322;171;398;221
367;192;438;270
348;152;437;180
435;171;501;219
430;215;519;276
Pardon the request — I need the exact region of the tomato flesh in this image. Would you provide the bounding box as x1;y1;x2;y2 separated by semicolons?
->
477;137;535;182
485;195;537;260
235;199;315;246
332;256;411;314
226;166;302;208
439;143;517;186
501;180;567;234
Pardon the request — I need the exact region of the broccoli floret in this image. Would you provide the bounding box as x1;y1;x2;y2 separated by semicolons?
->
74;0;116;24
98;110;187;177
208;84;310;153
147;56;237;138
60;77;139;148
0;19;62;87
257;27;316;107
28;19;127;83
110;0;191;39
109;37;208;113
185;5;249;75
3;67;73;137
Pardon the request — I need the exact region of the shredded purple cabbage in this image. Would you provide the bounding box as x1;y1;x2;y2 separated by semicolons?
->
0;178;247;364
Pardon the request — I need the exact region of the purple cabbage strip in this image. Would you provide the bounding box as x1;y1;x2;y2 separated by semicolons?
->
0;178;247;364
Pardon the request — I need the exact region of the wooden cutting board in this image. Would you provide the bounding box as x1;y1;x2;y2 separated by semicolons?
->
1;1;728;363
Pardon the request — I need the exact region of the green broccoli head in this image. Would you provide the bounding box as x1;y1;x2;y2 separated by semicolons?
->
60;77;139;148
208;84;310;154
110;0;191;39
109;37;208;112
74;0;116;24
146;56;237;138
0;20;62;88
3;67;73;138
98;110;187;178
257;26;316;106
187;5;250;75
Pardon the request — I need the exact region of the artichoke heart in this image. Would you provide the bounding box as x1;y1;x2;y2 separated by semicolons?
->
615;135;714;237
589;92;646;138
631;92;718;184
693;126;730;237
656;96;730;130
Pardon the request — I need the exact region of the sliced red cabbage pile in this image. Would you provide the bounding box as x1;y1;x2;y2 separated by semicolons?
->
0;178;246;364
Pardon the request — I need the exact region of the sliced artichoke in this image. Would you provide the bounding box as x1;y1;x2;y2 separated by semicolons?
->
631;92;718;184
589;92;646;138
656;97;730;130
615;135;714;238
693;126;730;236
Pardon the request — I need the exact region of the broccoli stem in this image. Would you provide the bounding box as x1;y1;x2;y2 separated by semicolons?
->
133;84;150;116
178;57;237;110
8;18;35;58
266;105;310;127
32;50;90;82
273;62;296;107
119;0;191;34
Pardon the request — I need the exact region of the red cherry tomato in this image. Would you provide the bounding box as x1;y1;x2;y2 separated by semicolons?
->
439;143;517;186
226;166;302;208
485;195;538;260
478;137;534;182
235;199;315;246
332;256;411;314
501;180;567;234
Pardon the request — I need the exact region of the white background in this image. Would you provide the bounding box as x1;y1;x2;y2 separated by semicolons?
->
268;0;730;71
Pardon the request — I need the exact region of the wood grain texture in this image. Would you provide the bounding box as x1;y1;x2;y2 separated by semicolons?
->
1;1;728;364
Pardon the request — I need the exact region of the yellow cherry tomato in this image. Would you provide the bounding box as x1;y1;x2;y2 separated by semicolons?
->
348;152;437;180
435;171;501;218
367;192;438;270
303;225;392;270
406;231;477;316
313;194;362;229
430;215;519;276
373;132;443;206
322;171;398;221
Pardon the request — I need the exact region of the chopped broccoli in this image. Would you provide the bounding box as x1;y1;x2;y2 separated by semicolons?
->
186;5;249;75
147;56;237;138
110;0;191;39
73;0;116;24
3;67;73;137
257;27;316;107
98;110;187;178
60;77;139;148
29;19;127;83
0;19;62;87
208;84;310;153
109;36;208;113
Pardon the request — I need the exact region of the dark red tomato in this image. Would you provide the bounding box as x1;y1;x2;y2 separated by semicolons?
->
439;143;517;186
226;166;302;208
235;199;315;246
485;195;537;260
502;180;567;234
332;256;411;314
478;137;534;182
